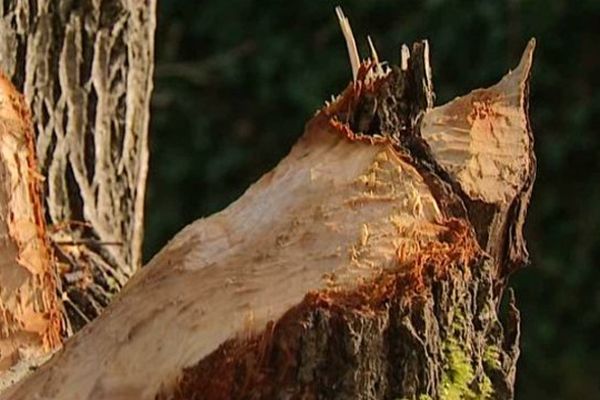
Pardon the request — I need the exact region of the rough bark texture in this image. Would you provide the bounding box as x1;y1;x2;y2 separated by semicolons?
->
0;0;156;333
0;73;61;373
0;31;535;400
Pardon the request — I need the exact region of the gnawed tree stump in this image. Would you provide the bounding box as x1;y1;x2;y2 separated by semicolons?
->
0;73;61;373
1;16;535;400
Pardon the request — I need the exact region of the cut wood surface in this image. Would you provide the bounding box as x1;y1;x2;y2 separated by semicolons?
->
0;25;535;400
0;73;61;373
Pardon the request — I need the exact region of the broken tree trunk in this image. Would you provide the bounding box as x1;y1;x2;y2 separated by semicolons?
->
0;0;156;332
0;32;535;400
0;73;61;373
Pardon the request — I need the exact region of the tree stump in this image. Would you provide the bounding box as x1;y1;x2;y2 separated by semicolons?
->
0;13;535;400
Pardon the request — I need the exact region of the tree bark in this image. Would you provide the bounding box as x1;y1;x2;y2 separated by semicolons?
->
0;0;156;332
0;27;536;399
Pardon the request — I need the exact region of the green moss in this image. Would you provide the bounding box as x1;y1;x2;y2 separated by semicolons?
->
440;337;476;400
439;312;496;400
480;374;494;399
399;312;499;400
483;345;502;370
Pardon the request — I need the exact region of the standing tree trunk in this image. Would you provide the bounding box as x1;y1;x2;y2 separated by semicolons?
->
0;0;156;333
0;14;536;398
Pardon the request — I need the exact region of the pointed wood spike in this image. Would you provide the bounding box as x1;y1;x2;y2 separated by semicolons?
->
367;35;380;65
400;44;410;71
420;40;536;205
335;6;360;82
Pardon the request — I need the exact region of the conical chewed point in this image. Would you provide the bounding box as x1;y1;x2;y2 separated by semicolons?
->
420;39;535;205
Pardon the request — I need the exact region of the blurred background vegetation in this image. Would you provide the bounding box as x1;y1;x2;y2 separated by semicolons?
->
146;1;599;398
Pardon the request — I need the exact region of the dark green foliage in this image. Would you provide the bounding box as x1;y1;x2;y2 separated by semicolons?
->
147;1;600;398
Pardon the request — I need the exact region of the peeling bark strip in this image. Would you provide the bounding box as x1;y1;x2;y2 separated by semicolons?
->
0;73;61;371
1;16;534;400
0;0;156;332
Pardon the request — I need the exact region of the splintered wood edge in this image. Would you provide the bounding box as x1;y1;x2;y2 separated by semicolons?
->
335;6;360;82
0;72;62;372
